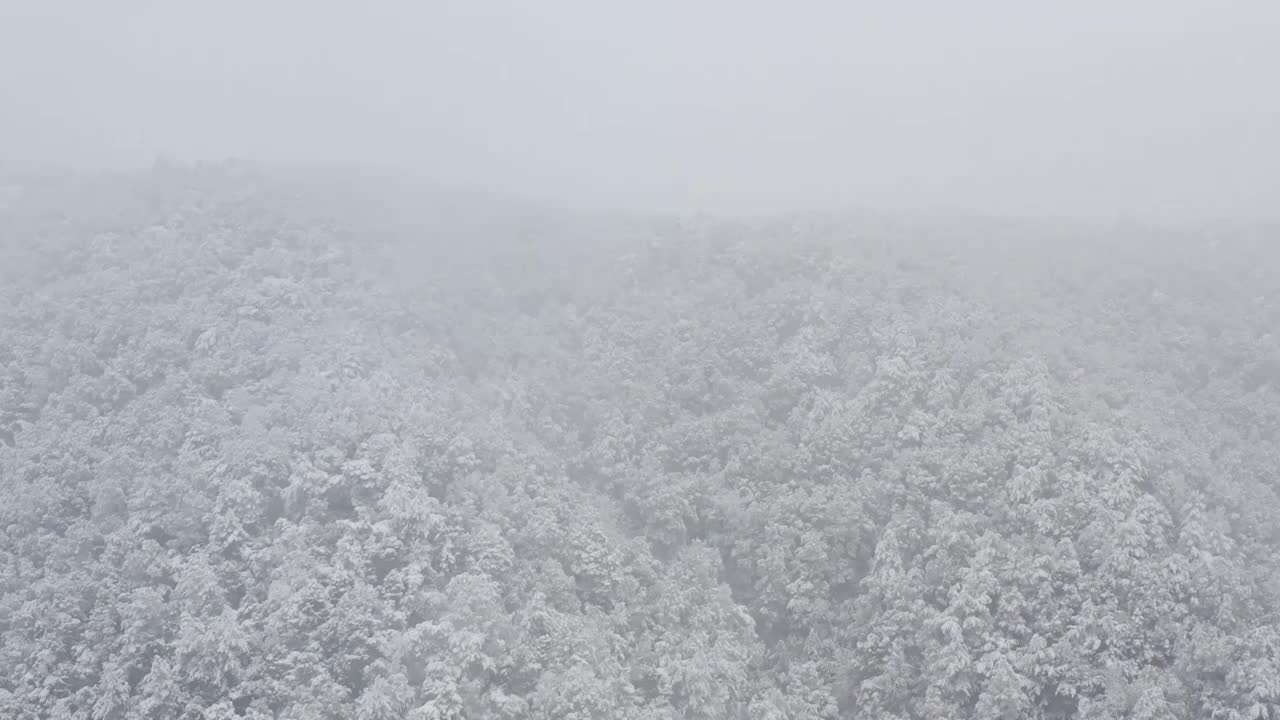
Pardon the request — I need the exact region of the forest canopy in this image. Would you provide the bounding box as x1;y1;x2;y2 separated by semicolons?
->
1;165;1279;719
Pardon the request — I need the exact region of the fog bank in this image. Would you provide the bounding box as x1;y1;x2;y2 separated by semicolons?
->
3;1;1277;223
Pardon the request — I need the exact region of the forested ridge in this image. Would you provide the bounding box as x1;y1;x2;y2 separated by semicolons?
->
2;165;1279;719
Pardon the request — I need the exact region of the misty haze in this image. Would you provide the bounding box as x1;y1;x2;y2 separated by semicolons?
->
2;3;1279;720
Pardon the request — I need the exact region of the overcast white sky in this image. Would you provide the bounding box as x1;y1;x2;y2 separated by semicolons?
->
2;1;1277;223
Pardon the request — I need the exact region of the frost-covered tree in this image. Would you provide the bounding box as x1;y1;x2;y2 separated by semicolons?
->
2;166;1278;719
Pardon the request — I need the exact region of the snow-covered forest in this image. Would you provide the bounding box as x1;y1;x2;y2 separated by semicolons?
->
2;164;1279;719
